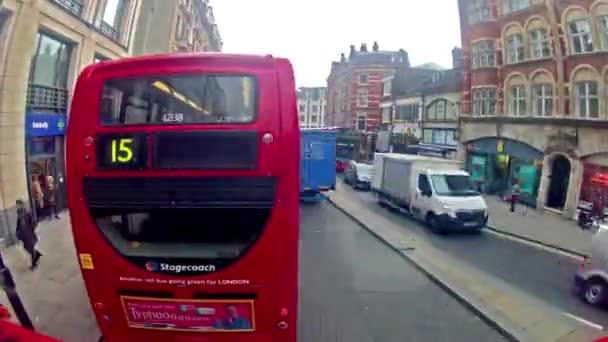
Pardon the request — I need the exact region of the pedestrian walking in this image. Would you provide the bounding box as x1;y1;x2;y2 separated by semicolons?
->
43;176;59;220
15;200;42;271
510;180;521;213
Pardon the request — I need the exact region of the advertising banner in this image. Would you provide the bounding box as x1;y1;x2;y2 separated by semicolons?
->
121;296;255;332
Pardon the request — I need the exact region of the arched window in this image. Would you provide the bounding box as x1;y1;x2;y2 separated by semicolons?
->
571;67;600;118
505;74;528;116
530;71;554;116
526;18;552;59
426;99;450;121
564;8;594;54
591;1;608;50
471;39;496;69
504;24;525;64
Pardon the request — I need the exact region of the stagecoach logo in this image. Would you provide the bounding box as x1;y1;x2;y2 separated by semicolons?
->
145;261;159;272
145;261;216;274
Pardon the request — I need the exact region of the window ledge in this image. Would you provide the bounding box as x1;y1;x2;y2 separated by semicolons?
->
471;66;497;71
468;19;497;26
566;50;608;58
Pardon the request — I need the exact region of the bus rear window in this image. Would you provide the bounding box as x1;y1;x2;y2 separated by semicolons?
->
99;75;256;125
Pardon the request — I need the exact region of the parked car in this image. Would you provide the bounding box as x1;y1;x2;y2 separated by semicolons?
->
343;161;374;190
575;222;608;307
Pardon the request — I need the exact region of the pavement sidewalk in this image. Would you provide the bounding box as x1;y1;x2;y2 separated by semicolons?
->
0;213;99;342
326;182;604;342
485;195;593;257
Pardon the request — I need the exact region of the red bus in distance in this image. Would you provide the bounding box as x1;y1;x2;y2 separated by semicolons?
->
65;53;299;341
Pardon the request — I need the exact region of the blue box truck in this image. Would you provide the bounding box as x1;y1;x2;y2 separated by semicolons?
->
300;128;337;201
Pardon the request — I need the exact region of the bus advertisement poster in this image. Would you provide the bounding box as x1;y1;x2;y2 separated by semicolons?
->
121;297;255;332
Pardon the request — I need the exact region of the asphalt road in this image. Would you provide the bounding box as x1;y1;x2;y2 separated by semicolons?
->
346;185;608;330
298;201;506;342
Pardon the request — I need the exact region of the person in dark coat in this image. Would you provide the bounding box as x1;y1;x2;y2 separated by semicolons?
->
15;200;42;270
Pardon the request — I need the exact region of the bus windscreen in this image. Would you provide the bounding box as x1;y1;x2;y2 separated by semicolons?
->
99;75;256;125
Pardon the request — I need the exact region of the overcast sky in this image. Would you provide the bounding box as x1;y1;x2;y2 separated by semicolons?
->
212;0;462;87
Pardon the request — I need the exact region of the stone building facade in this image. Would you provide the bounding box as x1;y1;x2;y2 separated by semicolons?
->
0;0;143;242
131;0;222;55
457;0;608;218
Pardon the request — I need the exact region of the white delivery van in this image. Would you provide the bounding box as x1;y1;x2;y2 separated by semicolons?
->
575;222;608;306
372;153;488;234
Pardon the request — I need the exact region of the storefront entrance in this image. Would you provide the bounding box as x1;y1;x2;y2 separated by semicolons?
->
546;155;570;210
466;138;543;207
25;113;67;220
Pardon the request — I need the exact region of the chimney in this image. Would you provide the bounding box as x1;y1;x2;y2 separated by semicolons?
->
373;41;379;52
349;44;356;57
360;43;368;52
452;47;462;69
340;53;346;63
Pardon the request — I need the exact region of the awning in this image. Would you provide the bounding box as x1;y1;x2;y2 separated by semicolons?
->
410;144;457;153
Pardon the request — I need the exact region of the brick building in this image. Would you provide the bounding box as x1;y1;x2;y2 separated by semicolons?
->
457;0;608;218
326;42;409;132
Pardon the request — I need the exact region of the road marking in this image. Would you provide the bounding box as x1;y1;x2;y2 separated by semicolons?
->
564;312;604;330
484;228;584;262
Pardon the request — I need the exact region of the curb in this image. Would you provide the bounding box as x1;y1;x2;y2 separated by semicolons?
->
325;196;520;342
485;225;588;259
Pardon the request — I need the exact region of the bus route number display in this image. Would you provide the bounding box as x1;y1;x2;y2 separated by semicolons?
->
97;133;147;170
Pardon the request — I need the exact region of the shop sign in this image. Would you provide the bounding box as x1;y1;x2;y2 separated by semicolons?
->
25;113;67;137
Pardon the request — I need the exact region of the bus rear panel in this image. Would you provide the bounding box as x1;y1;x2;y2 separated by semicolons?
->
66;54;299;342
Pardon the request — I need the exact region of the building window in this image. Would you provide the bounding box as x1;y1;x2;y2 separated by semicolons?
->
501;0;530;15
381;107;392;123
469;0;493;24
471;40;495;69
568;19;593;54
426;99;448;121
445;131;457;146
299;104;306;113
423;129;433;144
508;85;526;116
506;34;524;64
51;0;84;17
99;0;128;42
299;115;305;123
30;32;72;89
532;84;552;116
575;81;599;118
311;105;318;113
395;104;419;122
359;73;369;85
383;81;392;97
357;89;368;107
310;115;318;123
599;15;608;50
357;113;366;131
472;88;496;116
529;28;551;59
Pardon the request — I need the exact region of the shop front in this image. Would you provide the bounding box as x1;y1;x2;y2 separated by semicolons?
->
465;137;543;207
579;154;608;216
25;113;67;219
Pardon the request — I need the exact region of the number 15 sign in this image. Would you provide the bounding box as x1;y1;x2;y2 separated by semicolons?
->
96;133;147;170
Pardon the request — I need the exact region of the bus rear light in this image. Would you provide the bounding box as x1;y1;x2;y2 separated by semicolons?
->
277;321;288;330
263;133;274;144
280;308;288;316
84;136;94;146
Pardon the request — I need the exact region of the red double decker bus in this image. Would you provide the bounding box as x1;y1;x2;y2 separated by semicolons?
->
65;54;299;341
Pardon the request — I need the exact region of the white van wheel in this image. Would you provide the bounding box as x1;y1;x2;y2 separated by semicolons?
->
584;279;607;306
